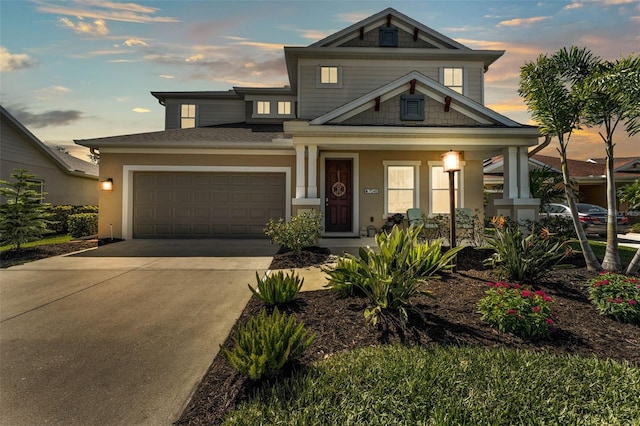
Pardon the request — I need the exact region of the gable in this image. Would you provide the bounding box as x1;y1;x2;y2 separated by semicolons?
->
310;8;468;50
310;71;521;127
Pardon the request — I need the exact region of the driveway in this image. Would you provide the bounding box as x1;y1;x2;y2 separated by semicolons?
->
0;239;277;425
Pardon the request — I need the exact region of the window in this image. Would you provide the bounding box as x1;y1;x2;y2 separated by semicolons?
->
277;101;291;115
384;161;420;214
443;67;463;94
256;101;270;115
401;95;424;121
379;27;398;47
28;180;45;203
429;163;464;214
318;66;342;87
180;104;196;128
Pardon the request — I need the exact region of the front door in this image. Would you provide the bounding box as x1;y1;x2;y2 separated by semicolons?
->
325;159;353;232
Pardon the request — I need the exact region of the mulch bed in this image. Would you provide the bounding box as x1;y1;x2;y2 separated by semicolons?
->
176;247;640;425
0;240;98;268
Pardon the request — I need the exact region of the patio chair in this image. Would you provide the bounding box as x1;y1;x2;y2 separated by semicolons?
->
406;208;425;228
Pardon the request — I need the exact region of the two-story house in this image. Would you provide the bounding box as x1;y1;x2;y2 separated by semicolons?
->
77;8;540;240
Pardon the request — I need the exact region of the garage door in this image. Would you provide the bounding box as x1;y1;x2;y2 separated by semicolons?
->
133;172;286;238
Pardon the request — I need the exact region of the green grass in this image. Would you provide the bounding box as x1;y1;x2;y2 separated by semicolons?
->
586;241;637;266
224;345;640;425
0;234;72;252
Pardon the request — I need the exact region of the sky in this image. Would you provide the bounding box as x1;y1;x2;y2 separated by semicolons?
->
1;0;638;163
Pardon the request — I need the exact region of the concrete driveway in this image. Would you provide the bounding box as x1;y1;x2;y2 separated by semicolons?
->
0;239;277;425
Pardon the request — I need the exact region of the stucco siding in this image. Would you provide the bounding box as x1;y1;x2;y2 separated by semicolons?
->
97;152;296;239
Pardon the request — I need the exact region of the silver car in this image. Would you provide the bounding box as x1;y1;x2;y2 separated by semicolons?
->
540;203;630;236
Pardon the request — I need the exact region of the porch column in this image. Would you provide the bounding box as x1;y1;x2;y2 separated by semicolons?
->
307;144;318;198
494;146;539;223
295;145;306;198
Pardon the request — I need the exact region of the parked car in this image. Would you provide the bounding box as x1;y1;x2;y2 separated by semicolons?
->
540;203;630;236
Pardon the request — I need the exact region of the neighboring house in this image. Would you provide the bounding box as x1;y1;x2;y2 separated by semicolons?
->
76;8;539;240
1;105;98;205
484;154;640;215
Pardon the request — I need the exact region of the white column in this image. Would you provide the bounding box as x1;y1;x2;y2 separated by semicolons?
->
518;147;530;198
307;144;318;198
295;145;306;198
503;147;518;199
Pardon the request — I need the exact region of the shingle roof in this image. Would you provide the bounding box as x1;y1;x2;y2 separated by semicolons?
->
532;155;640;178
49;148;98;176
75;126;292;149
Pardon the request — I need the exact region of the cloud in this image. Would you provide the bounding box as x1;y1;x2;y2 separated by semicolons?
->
35;85;71;100
123;38;148;47
185;54;204;62
132;108;150;113
335;11;371;23
497;16;549;27
9;105;83;128
564;2;584;10
159;74;175;79
58;17;109;36
36;1;179;24
116;97;131;102
0;46;38;71
232;41;285;51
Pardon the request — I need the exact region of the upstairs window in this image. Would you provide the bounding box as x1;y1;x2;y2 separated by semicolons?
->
256;101;271;115
278;101;291;115
180;104;196;128
318;66;342;88
443;67;463;94
379;27;398;47
401;95;425;121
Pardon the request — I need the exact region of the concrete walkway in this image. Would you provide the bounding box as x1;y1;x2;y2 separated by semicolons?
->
0;241;276;426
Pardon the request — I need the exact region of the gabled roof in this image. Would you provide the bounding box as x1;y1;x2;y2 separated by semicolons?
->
310;71;524;127
310;7;468;50
284;8;503;90
1;105;98;178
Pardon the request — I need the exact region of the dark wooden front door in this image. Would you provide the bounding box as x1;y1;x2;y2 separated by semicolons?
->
325;159;353;232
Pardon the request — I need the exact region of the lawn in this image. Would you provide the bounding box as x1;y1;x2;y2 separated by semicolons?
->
0;234;72;252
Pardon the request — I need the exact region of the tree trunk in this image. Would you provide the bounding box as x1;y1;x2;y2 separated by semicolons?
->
626;247;640;275
560;152;602;271
602;142;622;271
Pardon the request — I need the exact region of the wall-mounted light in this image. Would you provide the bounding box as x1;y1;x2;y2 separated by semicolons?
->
100;178;113;191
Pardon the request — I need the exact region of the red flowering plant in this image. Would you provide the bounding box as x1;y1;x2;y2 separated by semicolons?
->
587;273;640;324
477;282;556;338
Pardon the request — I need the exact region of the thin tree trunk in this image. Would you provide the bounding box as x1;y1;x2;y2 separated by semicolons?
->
560;150;602;271
602;141;622;271
626;247;640;275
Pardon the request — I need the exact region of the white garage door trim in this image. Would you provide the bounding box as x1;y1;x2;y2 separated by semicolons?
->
122;165;292;240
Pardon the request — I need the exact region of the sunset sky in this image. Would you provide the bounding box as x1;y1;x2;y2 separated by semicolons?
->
1;0;638;162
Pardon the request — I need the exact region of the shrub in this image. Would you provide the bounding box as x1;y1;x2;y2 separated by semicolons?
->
46;205;98;234
67;213;98;238
631;222;640;233
264;211;323;255
324;226;463;327
221;307;315;380
483;216;573;283
477;282;556;338
248;270;304;305
587;273;640;324
527;215;577;240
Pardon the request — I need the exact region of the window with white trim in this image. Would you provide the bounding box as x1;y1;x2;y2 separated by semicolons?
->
180;104;196;128
384;161;420;215
443;67;463;94
256;101;271;115
277;101;291;115
317;66;342;88
429;162;464;214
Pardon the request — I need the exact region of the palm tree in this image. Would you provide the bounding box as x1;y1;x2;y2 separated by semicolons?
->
519;47;602;272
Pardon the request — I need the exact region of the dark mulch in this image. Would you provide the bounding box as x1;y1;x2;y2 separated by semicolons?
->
0;238;122;268
176;247;640;425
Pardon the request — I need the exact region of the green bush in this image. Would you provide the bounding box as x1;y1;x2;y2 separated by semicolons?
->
248;270;304;305
45;205;98;234
483;217;573;283
221;307;315;380
477;282;556;338
527;215;577;240
325;226;463;327
588;273;640;324
631;222;640;233
67;213;98;238
264;211;323;255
